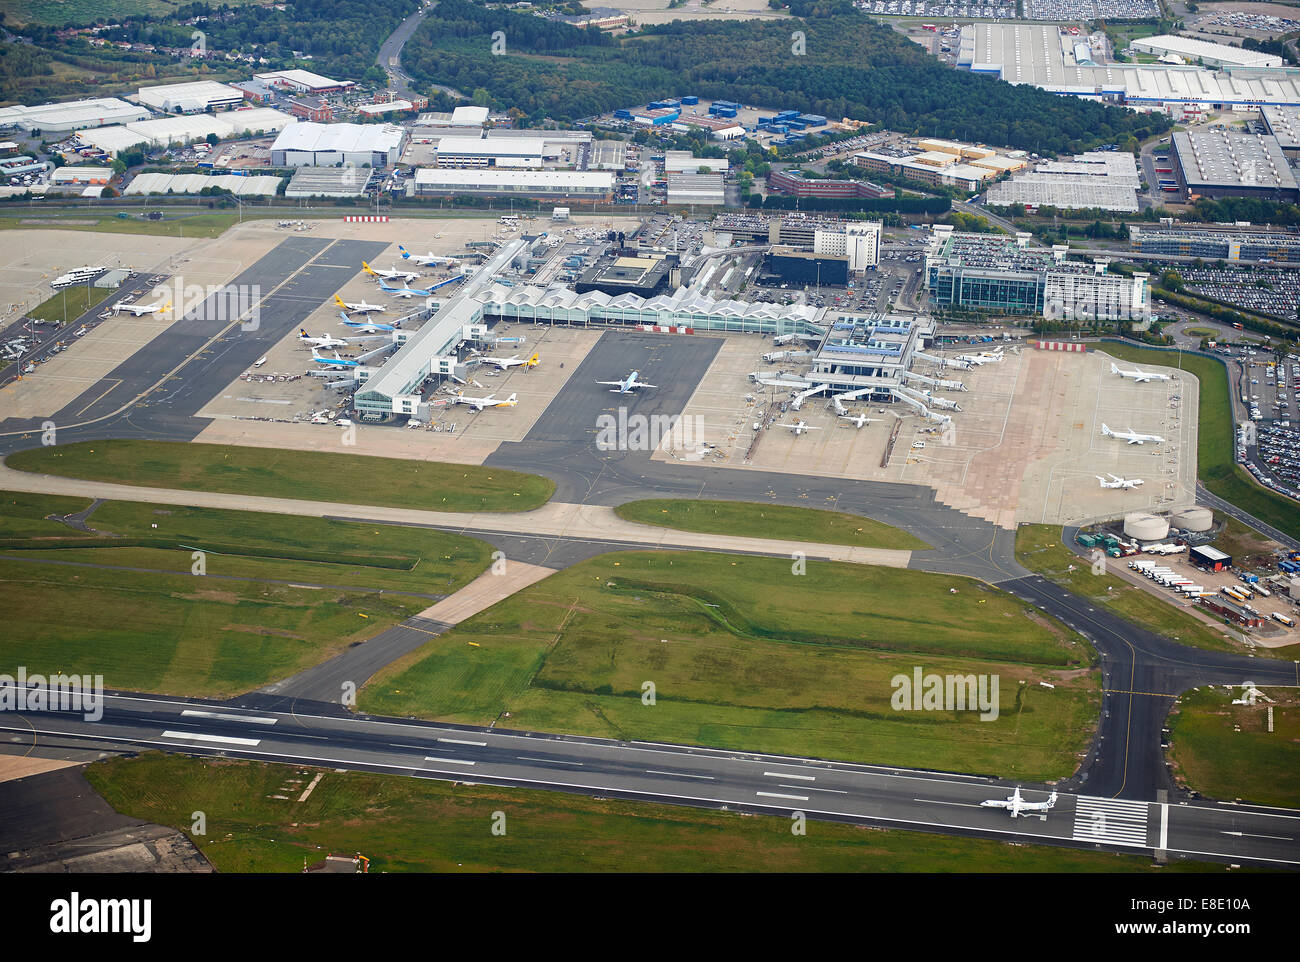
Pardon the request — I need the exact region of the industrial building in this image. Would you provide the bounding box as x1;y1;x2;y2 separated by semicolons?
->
574;251;677;298
1130;35;1283;69
0;97;150;136
764;246;850;286
411;168;614;199
253;69;353;94
283;167;370;198
1170;130;1299;202
432;136;547;168
138;81;246;114
767;169;890;199
985;150;1141;212
1128;223;1300;264
664;151;729;175
1190;544;1232;572
413;106;490;128
959;23;1300;109
77;108;293;157
271;122;405;168
126;172;283;197
670;114;746;140
666;173;725;206
49;167;112;186
1260;105;1300;160
926;228;1150;319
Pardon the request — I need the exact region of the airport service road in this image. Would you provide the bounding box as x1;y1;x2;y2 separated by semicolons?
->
4;691;1298;868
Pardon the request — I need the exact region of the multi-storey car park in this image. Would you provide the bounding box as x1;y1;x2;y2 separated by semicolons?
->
1128;223;1300;264
925;228;1151;319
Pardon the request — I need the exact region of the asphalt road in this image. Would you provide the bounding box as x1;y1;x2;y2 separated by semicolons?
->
4;690;1297;867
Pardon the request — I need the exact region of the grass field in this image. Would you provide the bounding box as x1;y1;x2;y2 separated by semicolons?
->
363;550;1100;780
0;491;494;697
28;284;111;324
6;0;263;26
1100;344;1299;542
85;753;1209;873
614;499;930;551
1014;524;1283;657
0;212;264;240
1168;686;1300;808
7;440;555;513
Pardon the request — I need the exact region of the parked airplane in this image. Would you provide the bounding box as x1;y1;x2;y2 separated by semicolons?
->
1097;473;1144;489
471;350;540;371
398;245;459;267
311;349;360;369
776;420;822;436
1111;362;1171;383
1101;423;1166;445
378;276;463;299
339;311;396;333
954;348;1003;366
451;391;518;412
597;370;657;394
111;297;171;316
838;412;879;429
298;329;349;349
333;295;386;314
362;261;420;284
980;787;1057;819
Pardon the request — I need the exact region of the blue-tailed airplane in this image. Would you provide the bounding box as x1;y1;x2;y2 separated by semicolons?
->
339;311;397;333
596;370;657;394
399;245;459;267
377;276;463;299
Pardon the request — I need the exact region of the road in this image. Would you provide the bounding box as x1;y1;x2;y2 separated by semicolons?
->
376;1;461;100
5;689;1297;867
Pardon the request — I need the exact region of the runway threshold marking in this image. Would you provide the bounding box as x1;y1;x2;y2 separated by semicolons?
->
181;710;277;725
1072;795;1149;847
160;730;261;747
756;791;809;801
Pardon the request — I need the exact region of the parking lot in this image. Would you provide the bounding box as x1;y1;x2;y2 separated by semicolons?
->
1183;266;1300;321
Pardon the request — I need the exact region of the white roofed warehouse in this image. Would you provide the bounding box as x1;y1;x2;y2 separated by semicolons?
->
271;123;406;167
137;81;246;114
0;98;150;136
411;168;615;199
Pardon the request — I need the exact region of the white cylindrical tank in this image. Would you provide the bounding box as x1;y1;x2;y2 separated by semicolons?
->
1124;512;1169;542
1171;506;1213;532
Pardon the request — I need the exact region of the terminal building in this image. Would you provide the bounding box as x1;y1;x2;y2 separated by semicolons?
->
925;228;1150;320
1170;129;1299;202
1128;223;1300;264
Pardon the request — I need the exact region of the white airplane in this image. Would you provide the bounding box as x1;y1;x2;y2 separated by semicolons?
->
1101;423;1166;445
838;412;879;429
1111;362;1171;383
333;295;386;315
451;391;518;412
1097;473;1144;489
378;276;462;299
298;329;349;349
471;350;540;371
339;311;396;333
111;297;171;316
955;348;1003;366
362;261;420;284
776;420;822;436
597;370;657;394
398;245;459;267
980;787;1058;819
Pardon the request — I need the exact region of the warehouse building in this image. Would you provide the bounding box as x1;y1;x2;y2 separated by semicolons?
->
126;172;283;197
666;172;725;206
413;106;490;128
254;69;353;94
1130;35;1283;69
985;150;1141;212
670;114;746;140
0;97;150;136
138;81;245;114
1260;105;1300;160
960;23;1300;109
1128;223;1300;264
926;228;1150;319
271;122;405;167
284;167;370;198
1190;544;1232;572
412;168;614;199
432;135;546;168
77;108;293;157
1170;129;1299;202
49;167;112;186
664;151;729;174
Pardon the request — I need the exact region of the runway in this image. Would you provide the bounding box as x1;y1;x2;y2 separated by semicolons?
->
4;689;1297;868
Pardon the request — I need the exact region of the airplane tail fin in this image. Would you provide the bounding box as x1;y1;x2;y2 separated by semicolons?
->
527;351;540;366
398;245;410;258
362;261;375;275
334;295;346;308
299;328;308;337
1110;363;1119;374
1047;791;1058;807
505;393;517;404
1101;423;1111;435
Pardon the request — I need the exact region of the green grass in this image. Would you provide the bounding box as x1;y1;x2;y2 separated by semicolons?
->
0;491;495;697
1100;344;1300;542
28;284;111;324
7;440;555;513
1015;524;1299;659
363;551;1100;781
85;753;1211;873
6;0;264;26
1182;327;1218;338
1168;686;1300;809
614;499;931;551
0;212;267;240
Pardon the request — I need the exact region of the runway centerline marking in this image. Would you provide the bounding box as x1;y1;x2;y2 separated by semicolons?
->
424;756;475;766
437;737;487;746
764;771;815;781
160;730;261;747
645;769;715;780
756;791;808;801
